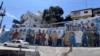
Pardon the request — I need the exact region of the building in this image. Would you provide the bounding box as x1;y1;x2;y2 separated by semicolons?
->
93;8;100;16
20;11;46;28
70;8;100;20
70;8;93;20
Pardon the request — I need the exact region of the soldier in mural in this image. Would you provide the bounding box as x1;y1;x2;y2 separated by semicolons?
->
94;30;99;47
86;26;95;47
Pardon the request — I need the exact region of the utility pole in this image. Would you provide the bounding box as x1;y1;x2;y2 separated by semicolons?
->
1;24;5;33
0;2;6;29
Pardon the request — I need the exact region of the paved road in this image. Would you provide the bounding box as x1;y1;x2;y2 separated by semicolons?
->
0;45;35;52
0;44;100;56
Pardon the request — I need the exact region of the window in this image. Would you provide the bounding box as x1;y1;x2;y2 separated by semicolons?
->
84;11;88;13
33;24;36;27
16;41;20;43
73;11;80;16
34;19;37;22
97;11;100;14
41;22;43;24
73;12;80;14
11;41;15;43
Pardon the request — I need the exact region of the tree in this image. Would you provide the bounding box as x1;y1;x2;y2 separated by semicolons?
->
65;15;73;21
42;6;64;24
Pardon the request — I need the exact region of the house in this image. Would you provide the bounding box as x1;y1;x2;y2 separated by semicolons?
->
93;8;100;16
70;7;100;20
70;8;93;20
20;11;47;28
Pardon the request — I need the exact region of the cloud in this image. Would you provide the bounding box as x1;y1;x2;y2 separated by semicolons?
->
6;12;17;19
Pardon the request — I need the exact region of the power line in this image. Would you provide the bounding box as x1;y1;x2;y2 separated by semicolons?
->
85;0;88;8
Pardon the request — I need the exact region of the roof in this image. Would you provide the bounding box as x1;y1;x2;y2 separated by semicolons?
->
71;7;100;13
71;8;92;12
22;11;42;20
93;7;100;10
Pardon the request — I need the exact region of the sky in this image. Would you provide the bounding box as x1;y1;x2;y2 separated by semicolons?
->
0;0;100;30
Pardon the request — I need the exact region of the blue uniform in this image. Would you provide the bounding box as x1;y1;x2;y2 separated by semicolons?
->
70;32;76;47
82;33;88;47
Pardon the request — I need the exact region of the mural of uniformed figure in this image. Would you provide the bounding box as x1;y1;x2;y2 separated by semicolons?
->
35;32;40;45
18;29;22;40
64;29;70;47
74;30;83;47
35;29;42;45
31;30;35;45
70;31;76;47
51;31;58;46
26;28;32;44
94;30;99;47
12;29;19;40
86;26;95;47
82;31;88;47
41;30;46;46
21;29;26;41
48;30;52;46
57;31;62;46
45;30;49;46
